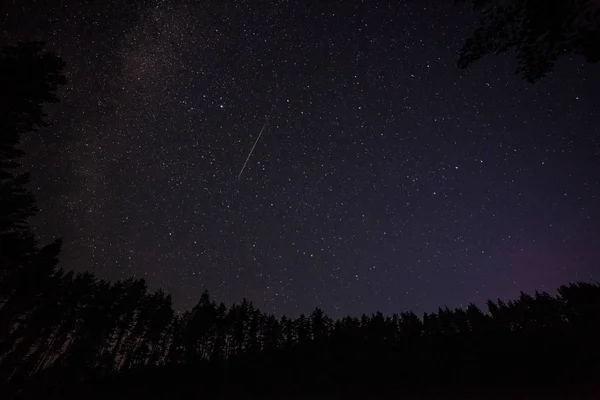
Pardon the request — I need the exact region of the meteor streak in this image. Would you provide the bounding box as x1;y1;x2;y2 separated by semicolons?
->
237;116;270;180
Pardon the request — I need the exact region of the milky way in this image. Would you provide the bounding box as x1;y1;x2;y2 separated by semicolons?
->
2;0;599;317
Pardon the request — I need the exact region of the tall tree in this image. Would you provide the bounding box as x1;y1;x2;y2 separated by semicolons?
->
0;41;66;159
210;302;228;361
0;42;66;367
105;278;148;371
310;308;332;342
180;290;217;363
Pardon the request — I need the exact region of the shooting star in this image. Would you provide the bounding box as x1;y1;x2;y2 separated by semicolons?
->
237;116;270;180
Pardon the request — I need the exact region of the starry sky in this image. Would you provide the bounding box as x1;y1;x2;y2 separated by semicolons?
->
2;0;599;317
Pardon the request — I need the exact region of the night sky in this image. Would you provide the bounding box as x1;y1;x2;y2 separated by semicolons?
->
2;0;599;317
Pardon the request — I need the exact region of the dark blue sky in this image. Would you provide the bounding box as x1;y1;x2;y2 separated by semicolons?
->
3;0;599;317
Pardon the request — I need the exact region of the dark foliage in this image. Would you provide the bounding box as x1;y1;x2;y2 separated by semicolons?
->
3;277;600;399
456;0;600;82
0;41;67;160
0;42;67;354
3;41;600;400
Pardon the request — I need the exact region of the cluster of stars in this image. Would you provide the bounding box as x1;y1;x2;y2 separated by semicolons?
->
2;0;599;317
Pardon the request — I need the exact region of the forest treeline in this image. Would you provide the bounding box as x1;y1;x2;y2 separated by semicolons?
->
2;42;600;399
4;270;600;386
4;272;600;398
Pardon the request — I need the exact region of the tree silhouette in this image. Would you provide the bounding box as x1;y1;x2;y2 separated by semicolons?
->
0;41;67;159
1;270;600;399
107;278;148;371
0;42;67;389
210;302;228;361
456;0;600;82
0;41;66;314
